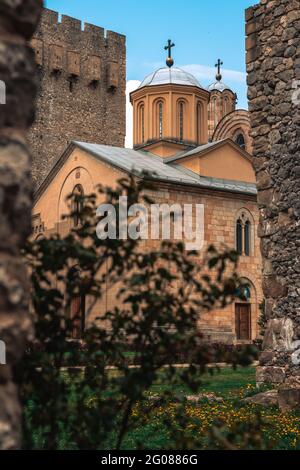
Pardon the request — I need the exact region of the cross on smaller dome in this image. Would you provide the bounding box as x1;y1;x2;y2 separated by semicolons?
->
208;59;233;93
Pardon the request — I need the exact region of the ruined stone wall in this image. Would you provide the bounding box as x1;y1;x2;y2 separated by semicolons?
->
28;8;126;186
246;0;300;394
0;0;43;449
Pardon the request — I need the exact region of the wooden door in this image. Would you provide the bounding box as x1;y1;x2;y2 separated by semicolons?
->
235;303;251;340
70;295;85;339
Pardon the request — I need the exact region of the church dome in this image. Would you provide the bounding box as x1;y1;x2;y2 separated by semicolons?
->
208;80;233;93
208;60;234;94
139;66;203;89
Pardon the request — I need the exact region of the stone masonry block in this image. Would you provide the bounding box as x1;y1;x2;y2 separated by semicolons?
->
31;38;43;66
67;51;80;77
107;62;119;89
49;44;64;72
86;55;101;82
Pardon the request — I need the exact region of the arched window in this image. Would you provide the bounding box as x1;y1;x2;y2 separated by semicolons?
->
154;100;164;139
179;101;184;142
224;97;228;116
213;97;217;128
138;104;145;144
235;209;253;257
177;100;186;142
72;184;84;228
236;133;246;150
159;102;163;138
236;219;243;255
196;102;202;143
244;220;251;256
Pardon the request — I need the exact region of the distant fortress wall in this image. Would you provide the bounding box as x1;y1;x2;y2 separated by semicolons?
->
28;8;126;185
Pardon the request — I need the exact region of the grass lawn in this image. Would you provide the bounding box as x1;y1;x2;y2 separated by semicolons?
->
150;366;256;397
26;365;300;450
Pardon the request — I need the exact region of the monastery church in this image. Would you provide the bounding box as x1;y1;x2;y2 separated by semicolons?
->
32;30;262;344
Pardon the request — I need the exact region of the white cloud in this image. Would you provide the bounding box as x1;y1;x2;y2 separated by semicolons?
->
181;64;246;84
125;80;140;149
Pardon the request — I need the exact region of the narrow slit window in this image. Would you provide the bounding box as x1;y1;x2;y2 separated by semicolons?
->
140;105;145;143
236;219;243;255
197;103;201;143
244;220;250;256
159;102;163;139
179;102;184;142
236;133;246;150
72;184;84;228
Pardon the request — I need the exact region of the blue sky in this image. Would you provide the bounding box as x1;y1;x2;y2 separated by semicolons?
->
45;0;253;107
45;0;253;146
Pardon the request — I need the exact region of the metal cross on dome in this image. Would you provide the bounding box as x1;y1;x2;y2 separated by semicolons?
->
215;58;223;81
164;39;175;68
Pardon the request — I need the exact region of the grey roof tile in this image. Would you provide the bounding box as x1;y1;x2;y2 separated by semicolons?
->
164;141;225;163
75;141;257;196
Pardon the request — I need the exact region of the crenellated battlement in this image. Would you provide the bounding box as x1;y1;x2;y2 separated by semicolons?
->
38;9;125;46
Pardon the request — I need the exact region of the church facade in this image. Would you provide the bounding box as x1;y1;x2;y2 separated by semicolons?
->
32;38;262;344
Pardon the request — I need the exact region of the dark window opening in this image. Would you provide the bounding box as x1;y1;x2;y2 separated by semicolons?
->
244;220;251;256
179;102;184;142
159;102;163;139
236;219;243;255
72;184;84;228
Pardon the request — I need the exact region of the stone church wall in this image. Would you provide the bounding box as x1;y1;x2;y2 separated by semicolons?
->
28;8;126;186
246;0;300;388
33;146;263;344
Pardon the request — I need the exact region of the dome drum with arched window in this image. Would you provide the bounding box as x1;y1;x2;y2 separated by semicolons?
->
130;47;251;163
130;66;210;153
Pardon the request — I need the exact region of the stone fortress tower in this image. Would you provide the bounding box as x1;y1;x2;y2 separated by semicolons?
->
246;0;300;406
28;9;126;185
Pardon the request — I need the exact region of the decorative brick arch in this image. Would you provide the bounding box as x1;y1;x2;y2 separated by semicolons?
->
58;166;94;225
212;109;253;154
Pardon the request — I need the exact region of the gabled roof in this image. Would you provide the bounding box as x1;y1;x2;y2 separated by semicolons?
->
34;141;257;203
163;138;253;164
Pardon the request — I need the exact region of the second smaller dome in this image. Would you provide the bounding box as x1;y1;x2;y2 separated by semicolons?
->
208;80;233;93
